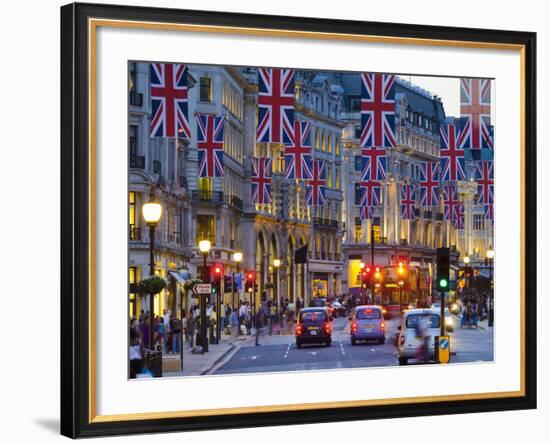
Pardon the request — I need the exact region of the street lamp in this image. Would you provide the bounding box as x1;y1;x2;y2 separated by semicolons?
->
463;256;470;265
142;199;162;350
463;256;470;292
486;246;495;327
359;261;366;303
273;258;281;318
233;252;243;309
198;239;211;352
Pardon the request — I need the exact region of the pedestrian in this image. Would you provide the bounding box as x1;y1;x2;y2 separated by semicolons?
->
171;315;181;354
155;316;164;349
187;311;195;348
129;320;143;379
164;310;172;353
182;309;188;343
230;308;239;339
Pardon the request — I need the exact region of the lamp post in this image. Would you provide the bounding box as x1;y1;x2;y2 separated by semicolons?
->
486;247;495;327
233;252;243;310
273;258;281;317
142;199;162;350
463;255;470;292
198;239;211;353
359;261;366;304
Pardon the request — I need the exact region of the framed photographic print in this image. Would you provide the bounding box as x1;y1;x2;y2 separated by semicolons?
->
60;2;537;438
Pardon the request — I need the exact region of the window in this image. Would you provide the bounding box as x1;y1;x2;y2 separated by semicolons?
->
354;126;362;139
129;62;137;92
198;177;212;198
335;137;341;156
129;191;139;240
200;77;212;102
196;215;216;245
406;314;440;329
129;125;138;156
350;96;361;112
327;165;332;188
474;214;485;230
354;155;362;172
357;308;381;319
354;183;362;205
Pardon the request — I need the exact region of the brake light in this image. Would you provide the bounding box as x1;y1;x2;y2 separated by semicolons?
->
351;321;358;333
296;324;303;336
380;322;386;331
325;322;332;333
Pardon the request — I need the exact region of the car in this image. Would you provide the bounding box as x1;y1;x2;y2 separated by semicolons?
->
350;305;386;345
328;300;346;318
309;297;327;308
396;308;443;365
295;307;332;348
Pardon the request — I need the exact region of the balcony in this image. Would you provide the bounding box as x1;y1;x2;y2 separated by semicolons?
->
192;190;224;205
129;226;141;241
435;213;444;221
424;210;432;219
313;217;338;228
130;155;145;169
129;91;143;107
413;208;421;218
226;195;243;211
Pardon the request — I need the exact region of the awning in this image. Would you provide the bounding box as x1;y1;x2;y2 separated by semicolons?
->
168;271;187;285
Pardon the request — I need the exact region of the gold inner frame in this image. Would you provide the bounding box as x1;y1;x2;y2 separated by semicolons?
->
87;17;527;424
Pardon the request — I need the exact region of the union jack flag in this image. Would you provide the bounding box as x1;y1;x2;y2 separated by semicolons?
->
197;114;224;178
306;160;327;206
251;157;272;205
401;184;416;220
454;201;465;229
485;203;494;221
257;68;295;145
360;206;374;220
475;160;494;205
149;63;191;138
284;120;313;180
460;78;493;149
360;179;382;209
361;146;387;181
442;185;460;222
418;161;439;207
360;73;396;148
440;121;467;181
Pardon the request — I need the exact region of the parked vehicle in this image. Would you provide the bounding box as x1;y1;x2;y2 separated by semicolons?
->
350;305;386;345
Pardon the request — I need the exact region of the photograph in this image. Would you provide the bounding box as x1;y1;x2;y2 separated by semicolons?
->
127;62;496;378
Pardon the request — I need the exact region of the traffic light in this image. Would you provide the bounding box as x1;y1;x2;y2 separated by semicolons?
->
245;271;255;293
212;264;223;294
436;247;450;290
397;261;406;278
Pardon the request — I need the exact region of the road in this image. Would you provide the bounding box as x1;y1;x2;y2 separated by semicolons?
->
210;314;494;375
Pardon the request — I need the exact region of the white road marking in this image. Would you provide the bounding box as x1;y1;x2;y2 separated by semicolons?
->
283;343;291;359
339;341;346;355
309;352;317;356
371;348;376;352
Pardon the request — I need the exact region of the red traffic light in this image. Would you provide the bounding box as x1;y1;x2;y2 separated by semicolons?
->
214;266;222;274
247;272;254;280
375;266;380;273
365;267;371;273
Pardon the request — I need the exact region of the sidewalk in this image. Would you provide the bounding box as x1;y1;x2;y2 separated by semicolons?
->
162;331;259;377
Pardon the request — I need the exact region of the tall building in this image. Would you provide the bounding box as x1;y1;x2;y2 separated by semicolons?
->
128;63;347;319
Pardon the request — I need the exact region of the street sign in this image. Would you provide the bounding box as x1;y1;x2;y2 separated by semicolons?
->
193;284;212;294
435;335;451;364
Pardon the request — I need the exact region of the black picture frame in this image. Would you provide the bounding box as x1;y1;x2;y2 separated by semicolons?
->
60;2;537;438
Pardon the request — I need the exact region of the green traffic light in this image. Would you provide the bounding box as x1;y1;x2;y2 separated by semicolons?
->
439;279;448;288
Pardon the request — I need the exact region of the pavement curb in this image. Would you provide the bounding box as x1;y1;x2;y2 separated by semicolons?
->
199;343;236;376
